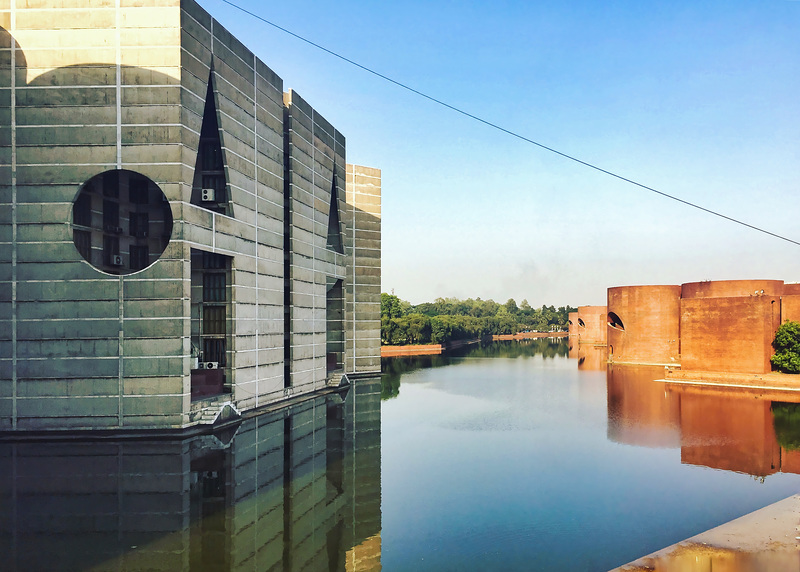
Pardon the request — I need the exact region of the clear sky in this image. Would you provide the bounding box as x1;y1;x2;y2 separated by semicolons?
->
203;0;800;307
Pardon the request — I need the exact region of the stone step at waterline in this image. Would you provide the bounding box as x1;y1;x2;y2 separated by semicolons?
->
193;401;241;425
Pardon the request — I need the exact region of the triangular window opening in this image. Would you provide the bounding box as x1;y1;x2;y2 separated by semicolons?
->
192;69;229;215
326;172;344;254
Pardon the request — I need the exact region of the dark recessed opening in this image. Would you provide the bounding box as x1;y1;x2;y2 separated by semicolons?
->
608;312;625;331
72;169;172;275
326;168;344;254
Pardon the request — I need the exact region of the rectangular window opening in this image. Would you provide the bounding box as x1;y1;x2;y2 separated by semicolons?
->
130;245;149;271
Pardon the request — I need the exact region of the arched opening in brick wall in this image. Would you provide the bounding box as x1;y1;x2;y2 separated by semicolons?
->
608;312;625;331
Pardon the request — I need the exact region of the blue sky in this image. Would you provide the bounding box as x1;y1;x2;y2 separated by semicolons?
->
204;0;800;306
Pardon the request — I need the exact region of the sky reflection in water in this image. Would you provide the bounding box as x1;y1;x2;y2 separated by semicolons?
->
380;340;800;572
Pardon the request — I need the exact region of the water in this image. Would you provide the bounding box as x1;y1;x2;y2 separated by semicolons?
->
0;381;381;572
3;339;800;571
381;339;800;571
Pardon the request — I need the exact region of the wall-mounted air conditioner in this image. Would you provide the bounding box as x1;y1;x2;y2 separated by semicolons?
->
198;361;219;370
133;229;148;238
110;255;123;266
201;188;216;202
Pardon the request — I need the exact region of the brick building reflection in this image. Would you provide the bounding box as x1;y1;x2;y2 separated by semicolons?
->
568;306;608;372
606;365;800;477
607;365;681;449
0;380;381;571
678;388;780;477
577;343;608;371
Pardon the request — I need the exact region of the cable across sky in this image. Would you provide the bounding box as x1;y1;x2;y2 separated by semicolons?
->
221;0;800;248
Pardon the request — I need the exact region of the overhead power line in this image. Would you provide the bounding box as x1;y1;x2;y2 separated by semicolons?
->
220;0;800;248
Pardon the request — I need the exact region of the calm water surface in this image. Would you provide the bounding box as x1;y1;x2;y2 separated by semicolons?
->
381;339;800;571
0;382;381;571
4;339;800;571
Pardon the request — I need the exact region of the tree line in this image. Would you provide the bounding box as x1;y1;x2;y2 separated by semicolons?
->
381;293;576;346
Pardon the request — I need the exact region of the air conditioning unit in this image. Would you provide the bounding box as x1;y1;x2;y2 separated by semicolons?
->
110;255;123;266
199;361;219;370
134;229;148;238
201;188;216;202
104;225;123;234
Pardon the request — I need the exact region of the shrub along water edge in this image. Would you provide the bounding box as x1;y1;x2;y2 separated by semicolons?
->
772;321;800;374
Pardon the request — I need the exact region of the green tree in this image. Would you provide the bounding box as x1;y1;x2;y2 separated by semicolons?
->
381;293;408;345
383;292;575;345
772;321;800;374
381;293;404;320
504;298;519;315
413;302;437;317
397;313;432;344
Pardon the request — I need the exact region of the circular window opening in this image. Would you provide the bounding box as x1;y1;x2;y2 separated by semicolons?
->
578;318;586;328
71;169;173;275
608;312;625;331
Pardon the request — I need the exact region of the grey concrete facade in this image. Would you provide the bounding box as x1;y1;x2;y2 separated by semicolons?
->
0;0;381;432
345;165;381;374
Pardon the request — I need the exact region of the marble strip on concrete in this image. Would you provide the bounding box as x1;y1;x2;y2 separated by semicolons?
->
610;494;800;571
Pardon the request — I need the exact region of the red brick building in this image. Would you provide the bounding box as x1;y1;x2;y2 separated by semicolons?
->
606;280;800;373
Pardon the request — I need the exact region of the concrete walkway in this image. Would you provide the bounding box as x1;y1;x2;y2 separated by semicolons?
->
611;494;800;571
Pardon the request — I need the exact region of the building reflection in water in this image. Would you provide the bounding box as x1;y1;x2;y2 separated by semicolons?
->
576;343;608;371
607;364;682;449
0;379;381;571
679;389;780;477
607;365;800;478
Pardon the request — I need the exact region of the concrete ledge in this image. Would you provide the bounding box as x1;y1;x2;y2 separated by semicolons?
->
612;494;800;571
0;379;368;442
658;369;800;393
492;332;568;340
610;360;679;367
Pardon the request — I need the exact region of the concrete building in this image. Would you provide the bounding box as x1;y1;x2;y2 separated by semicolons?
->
0;0;380;432
607;285;682;366
567;311;578;338
776;282;800;325
680;280;782;374
606;280;799;372
573;305;607;345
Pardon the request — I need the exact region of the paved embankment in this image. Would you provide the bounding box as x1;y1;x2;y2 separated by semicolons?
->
611;494;800;571
492;332;568;340
657;369;800;396
381;338;481;357
381;344;443;357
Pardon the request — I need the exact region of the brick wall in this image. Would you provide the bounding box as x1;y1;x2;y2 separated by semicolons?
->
607;285;681;365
